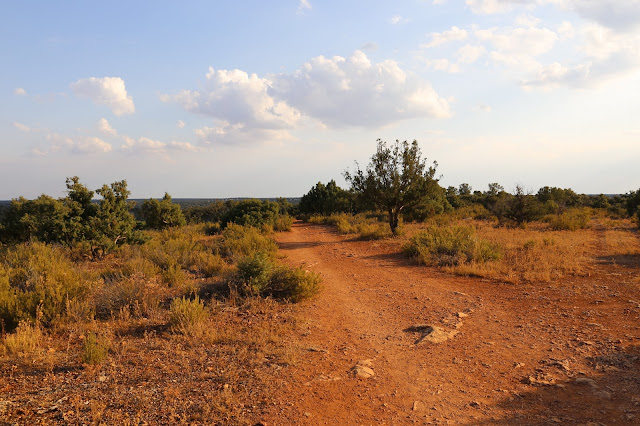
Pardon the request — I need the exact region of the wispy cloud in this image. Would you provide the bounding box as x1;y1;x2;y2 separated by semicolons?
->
297;0;311;14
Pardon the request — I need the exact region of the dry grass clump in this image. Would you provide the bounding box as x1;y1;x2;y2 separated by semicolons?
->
450;223;594;283
82;331;109;365
168;296;210;339
547;208;591;231
405;225;501;266
92;275;165;320
601;227;640;256
309;213;391;240
1;321;43;355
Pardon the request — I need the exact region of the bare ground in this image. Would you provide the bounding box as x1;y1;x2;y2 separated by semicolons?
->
1;221;639;425
264;221;640;425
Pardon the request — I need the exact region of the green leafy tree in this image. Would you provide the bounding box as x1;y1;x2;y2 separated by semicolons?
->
141;193;186;229
90;180;141;254
62;176;97;244
299;180;353;215
0;195;68;243
497;185;544;226
344;139;441;234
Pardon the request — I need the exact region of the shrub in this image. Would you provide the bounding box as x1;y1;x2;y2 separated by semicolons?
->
405;225;501;266
234;254;320;302
141;193;186;229
236;254;275;295
1;321;43;355
221;199;279;229
82;332;109;365
169;296;209;338
192;251;224;277
218;224;277;262
92;275;164;320
310;213;390;240
0;242;88;330
273;215;294;232
549;208;591;231
142;226;223;279
268;266;321;302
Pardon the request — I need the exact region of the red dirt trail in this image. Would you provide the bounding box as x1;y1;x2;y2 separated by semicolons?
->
264;221;640;425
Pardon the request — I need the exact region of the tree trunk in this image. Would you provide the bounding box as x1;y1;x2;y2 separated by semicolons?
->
388;208;400;235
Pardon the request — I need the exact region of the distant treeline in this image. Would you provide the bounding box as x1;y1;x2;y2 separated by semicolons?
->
1;177;639;253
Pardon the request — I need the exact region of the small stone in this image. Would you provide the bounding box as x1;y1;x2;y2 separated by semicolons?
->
574;377;597;388
98;375;107;382
412;401;422;411
457;312;469;318
352;365;375;379
593;390;611;400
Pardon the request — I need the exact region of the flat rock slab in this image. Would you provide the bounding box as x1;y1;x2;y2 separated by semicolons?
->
405;324;459;344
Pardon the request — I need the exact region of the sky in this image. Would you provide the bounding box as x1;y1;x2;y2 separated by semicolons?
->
2;0;639;199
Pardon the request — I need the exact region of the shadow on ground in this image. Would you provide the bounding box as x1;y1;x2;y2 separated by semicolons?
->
470;344;640;425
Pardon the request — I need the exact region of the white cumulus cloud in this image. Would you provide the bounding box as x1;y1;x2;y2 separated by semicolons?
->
169;50;450;144
14;88;26;96
171;68;301;130
270;50;451;127
177;120;185;128
70;77;135;116
97;118;117;136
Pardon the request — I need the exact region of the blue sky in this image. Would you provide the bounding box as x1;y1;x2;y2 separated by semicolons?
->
2;0;639;199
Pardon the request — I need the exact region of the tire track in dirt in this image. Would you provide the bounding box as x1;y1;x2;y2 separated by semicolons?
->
263;221;640;425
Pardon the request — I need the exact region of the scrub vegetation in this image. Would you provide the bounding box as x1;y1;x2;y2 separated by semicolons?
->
1;140;639;423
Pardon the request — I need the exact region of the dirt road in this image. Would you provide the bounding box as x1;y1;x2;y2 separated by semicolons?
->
266;221;640;425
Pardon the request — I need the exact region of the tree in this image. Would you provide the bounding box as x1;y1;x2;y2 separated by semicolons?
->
141;193;186;229
344;139;440;234
498;185;543;226
90;180;141;254
299;180;353;215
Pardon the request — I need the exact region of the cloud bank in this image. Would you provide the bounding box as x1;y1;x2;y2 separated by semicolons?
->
167;50;451;145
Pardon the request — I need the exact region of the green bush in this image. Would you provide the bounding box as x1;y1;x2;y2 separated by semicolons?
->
268;266;321;302
549;208;591;231
221;199;280;229
234;254;320;302
169;296;208;338
405;225;501;266
141;193;186;229
0;242;88;330
218;223;277;262
274;215;294;232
